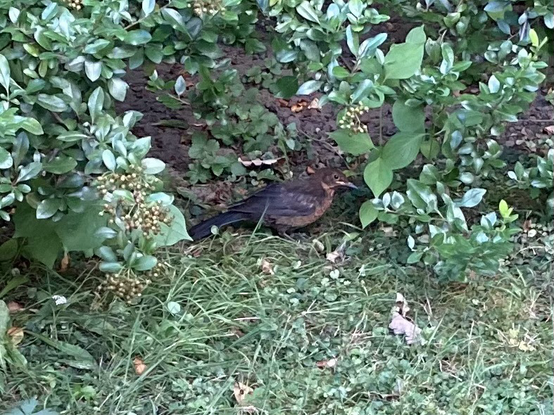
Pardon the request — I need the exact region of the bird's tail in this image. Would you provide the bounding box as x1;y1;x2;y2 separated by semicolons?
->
189;211;248;240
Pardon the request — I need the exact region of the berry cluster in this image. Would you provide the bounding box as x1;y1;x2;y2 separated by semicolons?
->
193;0;225;17
96;165;154;194
62;0;82;10
96;165;172;237
96;273;151;304
338;103;370;134
145;261;167;279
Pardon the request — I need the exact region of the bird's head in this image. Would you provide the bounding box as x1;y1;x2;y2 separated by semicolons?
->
316;168;358;190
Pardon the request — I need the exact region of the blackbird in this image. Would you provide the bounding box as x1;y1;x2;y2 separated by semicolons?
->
189;168;357;240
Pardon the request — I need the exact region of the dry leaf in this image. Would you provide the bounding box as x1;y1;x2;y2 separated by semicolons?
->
306;166;316;175
312;239;324;252
389;293;422;345
133;357;147;375
316;357;338;369
276;98;289;107
326;241;347;263
260;258;274;275
307;97;321;110
7;301;23;313
233;381;254;405
389;313;422;345
393;292;410;316
7;327;24;346
291;101;308;112
59;254;70;272
544;125;554;135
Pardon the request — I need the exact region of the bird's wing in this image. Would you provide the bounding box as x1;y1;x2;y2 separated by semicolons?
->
229;182;325;217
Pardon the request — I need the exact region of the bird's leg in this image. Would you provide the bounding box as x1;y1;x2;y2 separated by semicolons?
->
277;227;310;242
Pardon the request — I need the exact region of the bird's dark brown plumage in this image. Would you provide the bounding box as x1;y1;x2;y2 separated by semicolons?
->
189;168;357;240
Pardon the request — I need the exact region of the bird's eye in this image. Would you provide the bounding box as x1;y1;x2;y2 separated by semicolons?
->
333;174;339;180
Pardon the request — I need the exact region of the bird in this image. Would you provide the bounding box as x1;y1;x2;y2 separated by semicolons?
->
188;168;357;240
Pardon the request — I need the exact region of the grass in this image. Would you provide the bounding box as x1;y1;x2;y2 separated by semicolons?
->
0;224;552;415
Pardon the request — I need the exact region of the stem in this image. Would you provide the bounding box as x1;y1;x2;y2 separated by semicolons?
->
378;106;383;146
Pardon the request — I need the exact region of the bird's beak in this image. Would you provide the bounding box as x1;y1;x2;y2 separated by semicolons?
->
337;180;358;189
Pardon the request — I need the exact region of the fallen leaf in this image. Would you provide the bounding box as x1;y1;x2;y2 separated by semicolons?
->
312;239;324;252
7;327;24;346
291;102;308;113
233;381;253;405
316;357;338;368
389;313;422;345
389;293;422;345
394;292;410;316
59;254;70;272
544;125;554;135
7;301;23;313
306;166;316;175
326;241;348;263
259;258;274;275
276;98;289;107
133;357;147;375
307;97;321;110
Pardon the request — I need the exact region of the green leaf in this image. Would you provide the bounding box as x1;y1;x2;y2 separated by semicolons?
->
99;262;123;273
407;251;423;264
162;9;188;33
297;80;321;95
43;155;77;174
498;199;512;218
346;26;359;55
392;100;425;132
351;79;373;103
364;158;393;197
332;66;350;79
108;78;128;102
102;149;116;171
56;202;108;251
384;27;426;80
84;39;111;54
17;162;42;183
406;25;426;44
37;94;68;112
0;147;13;169
359;200;378;228
406;179;437;211
141;157;165;174
358;33;387;58
381;132;424;170
87;87;104;124
142;0;155;15
133;255;157;271
329;129;374;155
348;0;363;17
455;188;486;208
0;53;10;93
84;60;102;82
0;239;18;262
154;205;192;246
275;76;299;99
20;118;43;135
36;198;61;219
125;30;152;45
296;1;320;23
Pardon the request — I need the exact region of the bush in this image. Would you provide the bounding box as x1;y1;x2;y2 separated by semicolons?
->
0;0;552;283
